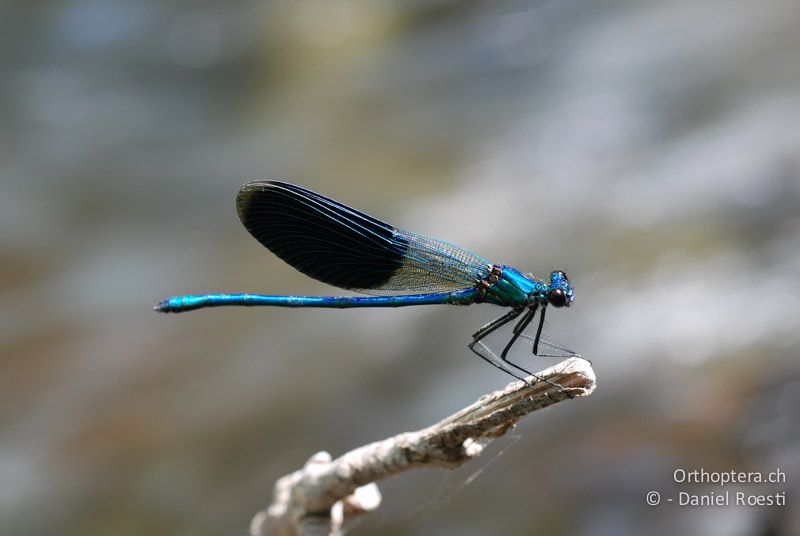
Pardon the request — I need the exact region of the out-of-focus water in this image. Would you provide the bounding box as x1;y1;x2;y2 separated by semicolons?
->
2;1;799;535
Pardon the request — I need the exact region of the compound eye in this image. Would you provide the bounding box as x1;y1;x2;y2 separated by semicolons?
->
548;288;566;308
556;270;568;280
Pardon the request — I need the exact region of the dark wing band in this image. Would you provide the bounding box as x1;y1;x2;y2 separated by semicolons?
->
236;181;488;294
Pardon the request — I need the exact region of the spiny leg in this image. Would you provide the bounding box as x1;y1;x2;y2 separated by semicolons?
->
500;305;572;395
478;305;554;386
468;307;572;394
491;307;542;378
532;305;546;355
520;334;583;361
469;336;569;392
470;309;543;386
521;307;581;360
468;338;536;386
471;309;523;341
520;307;575;398
501;307;536;359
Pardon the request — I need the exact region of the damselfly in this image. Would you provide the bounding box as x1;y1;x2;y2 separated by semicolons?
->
156;181;577;384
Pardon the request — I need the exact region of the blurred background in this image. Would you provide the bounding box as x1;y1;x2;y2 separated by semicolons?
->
2;0;799;535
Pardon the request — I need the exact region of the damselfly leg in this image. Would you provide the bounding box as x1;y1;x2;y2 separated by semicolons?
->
469;308;532;383
533;306;546;355
501;305;538;359
469;305;570;395
468;339;536;386
470;309;524;340
518;306;581;360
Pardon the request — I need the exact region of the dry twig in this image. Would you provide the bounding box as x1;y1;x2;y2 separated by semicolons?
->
251;356;596;536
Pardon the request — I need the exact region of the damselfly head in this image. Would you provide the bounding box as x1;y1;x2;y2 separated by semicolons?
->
548;270;574;308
